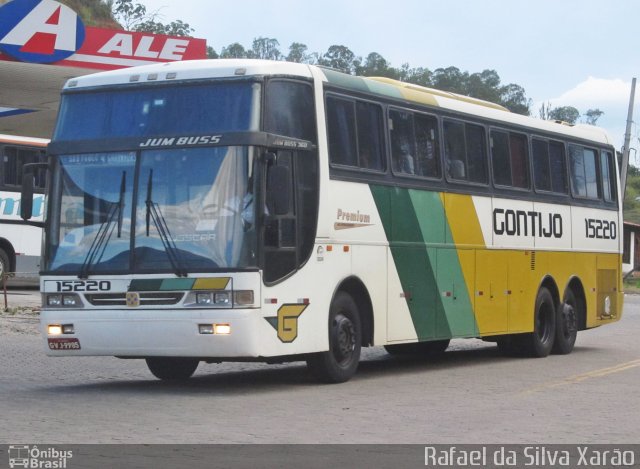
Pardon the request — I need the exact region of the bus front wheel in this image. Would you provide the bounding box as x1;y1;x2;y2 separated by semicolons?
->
145;357;199;381
307;292;361;383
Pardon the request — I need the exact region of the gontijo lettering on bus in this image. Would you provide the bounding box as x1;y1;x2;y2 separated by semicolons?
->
493;208;563;238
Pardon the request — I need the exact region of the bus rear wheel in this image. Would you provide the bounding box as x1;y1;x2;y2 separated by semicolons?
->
307;292;361;383
520;287;556;357
385;339;450;356
552;289;578;355
145;357;199;381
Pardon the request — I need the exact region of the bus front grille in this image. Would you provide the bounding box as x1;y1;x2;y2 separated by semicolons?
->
85;292;184;306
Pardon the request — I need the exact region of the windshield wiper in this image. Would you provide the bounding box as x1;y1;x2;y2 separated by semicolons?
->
78;171;126;279
145;169;187;277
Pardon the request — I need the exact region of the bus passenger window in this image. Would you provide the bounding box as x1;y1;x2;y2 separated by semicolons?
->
3;146;18;186
491;131;511;186
356;102;384;171
534;139;567;194
415;114;440;178
569;144;599;199
2;146;46;190
465;124;487;184
445;120;487;184
390;110;416;175
601;150;617;203
444;121;466;180
509;132;529;189
548;142;567;194
326;97;357;167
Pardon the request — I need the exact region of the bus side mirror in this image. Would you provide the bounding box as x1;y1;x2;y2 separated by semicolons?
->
266;165;292;216
21;162;48;221
20;172;34;220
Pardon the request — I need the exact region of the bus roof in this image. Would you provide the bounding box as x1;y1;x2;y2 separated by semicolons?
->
0;134;49;147
62;59;615;148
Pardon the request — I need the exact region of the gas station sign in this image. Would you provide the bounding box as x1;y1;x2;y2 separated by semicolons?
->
0;0;207;69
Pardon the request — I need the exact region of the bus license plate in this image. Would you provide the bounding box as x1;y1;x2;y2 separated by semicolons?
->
48;338;81;350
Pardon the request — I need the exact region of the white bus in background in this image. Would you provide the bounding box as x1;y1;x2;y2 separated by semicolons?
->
0;134;47;284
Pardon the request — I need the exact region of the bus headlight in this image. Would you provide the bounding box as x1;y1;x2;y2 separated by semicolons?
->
47;294;62;307
186;290;255;308
195;293;213;305
45;293;82;308
63;295;79;307
214;292;230;305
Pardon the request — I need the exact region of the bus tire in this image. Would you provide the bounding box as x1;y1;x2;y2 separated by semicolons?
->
519;287;556;357
145;357;199;381
0;248;10;280
552;289;578;355
307;292;361;383
385;339;450;356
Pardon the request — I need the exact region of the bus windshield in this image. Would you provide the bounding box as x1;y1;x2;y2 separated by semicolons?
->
46;147;257;275
54;82;260;140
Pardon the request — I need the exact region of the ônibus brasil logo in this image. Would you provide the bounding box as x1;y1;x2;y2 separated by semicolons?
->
0;0;85;64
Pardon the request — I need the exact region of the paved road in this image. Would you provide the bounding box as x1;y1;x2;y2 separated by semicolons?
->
1;293;639;444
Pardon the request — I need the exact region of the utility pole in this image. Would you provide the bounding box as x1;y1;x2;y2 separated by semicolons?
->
621;77;636;197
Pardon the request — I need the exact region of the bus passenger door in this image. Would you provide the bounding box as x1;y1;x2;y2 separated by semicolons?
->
475;249;509;335
436;248;477;338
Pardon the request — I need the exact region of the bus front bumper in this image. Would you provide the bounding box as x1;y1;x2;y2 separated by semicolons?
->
40;308;265;358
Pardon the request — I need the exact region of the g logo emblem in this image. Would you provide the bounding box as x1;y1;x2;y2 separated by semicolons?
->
277;304;307;343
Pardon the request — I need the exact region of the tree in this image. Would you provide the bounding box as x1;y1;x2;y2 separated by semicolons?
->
357;52;395;78
584;108;604;125
207;46;219;59
220;43;248;58
399;65;432;87
109;0;146;30
59;0;119;28
467;70;502;103
133;19;193;36
499;83;531;116
109;0;194;36
250;37;282;60
318;45;358;74
548;106;580;124
287;42;309;63
431;67;469;94
538;101;553;120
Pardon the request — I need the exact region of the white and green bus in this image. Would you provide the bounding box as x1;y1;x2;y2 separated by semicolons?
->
0;134;47;284
23;59;623;383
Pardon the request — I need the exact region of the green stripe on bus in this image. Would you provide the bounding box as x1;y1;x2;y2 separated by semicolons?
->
409;190;477;337
129;278;196;291
370;185;478;339
322;68;404;100
370;185;448;339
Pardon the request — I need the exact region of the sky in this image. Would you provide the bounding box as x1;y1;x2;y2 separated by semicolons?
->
140;0;639;155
